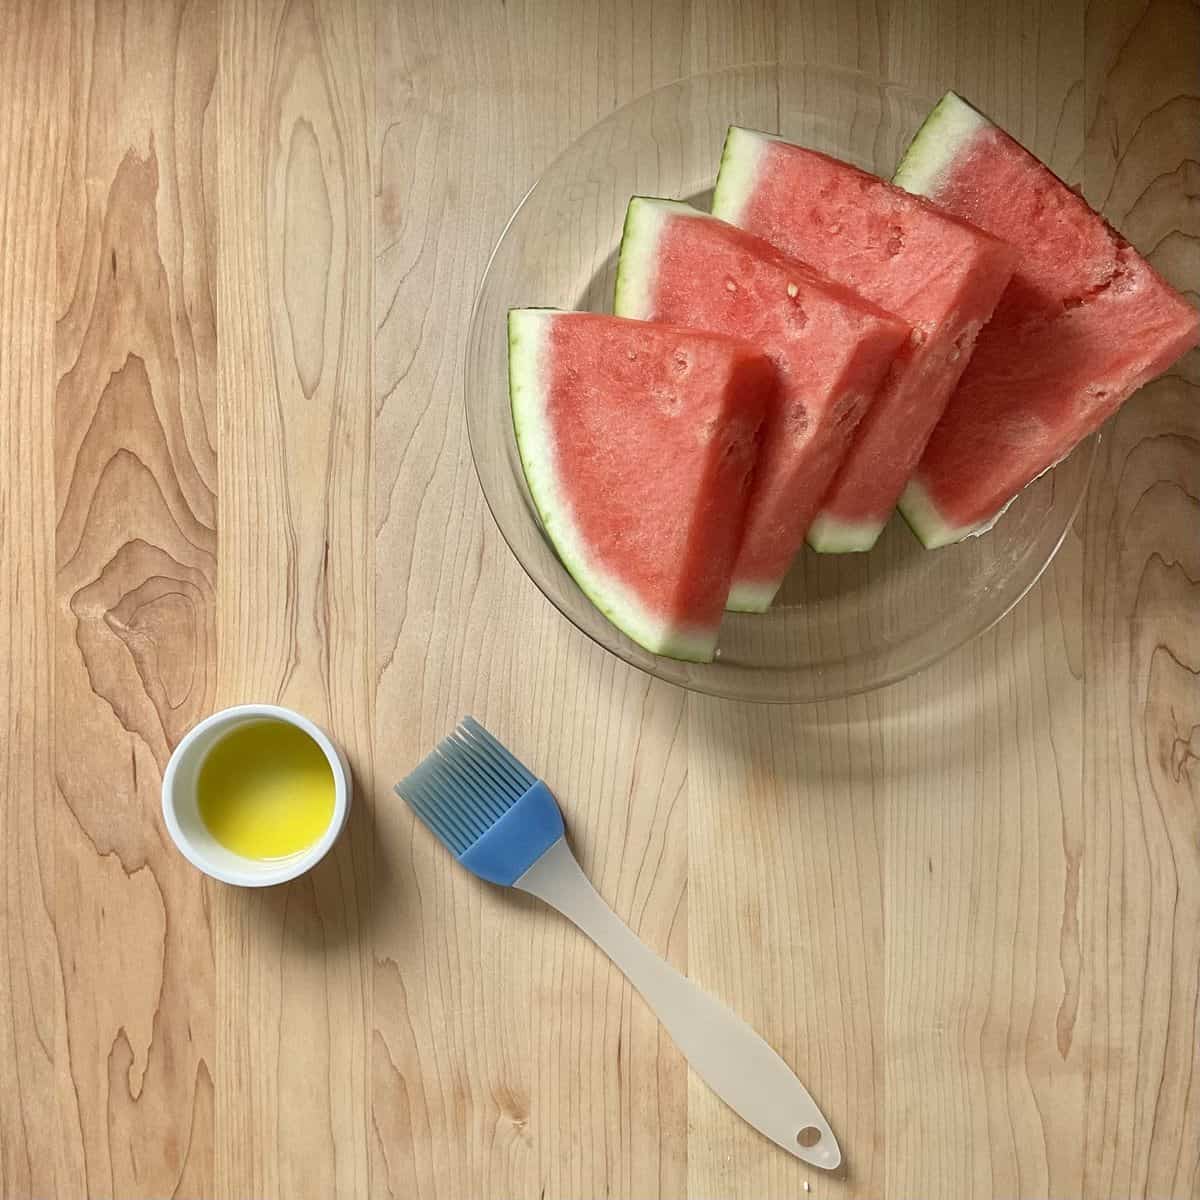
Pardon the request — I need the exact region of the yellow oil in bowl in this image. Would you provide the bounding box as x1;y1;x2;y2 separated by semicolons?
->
197;720;335;860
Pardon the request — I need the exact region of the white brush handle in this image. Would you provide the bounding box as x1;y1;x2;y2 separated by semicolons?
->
515;837;841;1170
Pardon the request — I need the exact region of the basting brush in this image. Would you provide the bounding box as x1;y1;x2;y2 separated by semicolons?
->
396;716;841;1169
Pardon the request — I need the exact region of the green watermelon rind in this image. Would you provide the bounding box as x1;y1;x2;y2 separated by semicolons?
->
508;308;719;663
710;125;770;225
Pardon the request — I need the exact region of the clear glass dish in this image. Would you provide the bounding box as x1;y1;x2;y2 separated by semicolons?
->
465;63;1096;704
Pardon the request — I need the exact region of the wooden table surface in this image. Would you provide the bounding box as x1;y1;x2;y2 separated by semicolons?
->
3;1;1197;1197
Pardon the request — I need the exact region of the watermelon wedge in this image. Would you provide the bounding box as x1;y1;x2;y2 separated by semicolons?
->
507;309;776;662
613;197;909;610
894;92;1200;546
712;127;1017;553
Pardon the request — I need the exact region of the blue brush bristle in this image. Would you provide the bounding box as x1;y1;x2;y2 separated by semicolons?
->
397;716;537;855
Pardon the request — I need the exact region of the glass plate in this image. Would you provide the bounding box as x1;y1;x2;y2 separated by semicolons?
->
465;63;1096;704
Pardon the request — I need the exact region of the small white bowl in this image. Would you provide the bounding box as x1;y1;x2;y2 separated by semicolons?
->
162;703;351;887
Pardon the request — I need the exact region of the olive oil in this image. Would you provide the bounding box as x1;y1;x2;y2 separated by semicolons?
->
197;720;334;859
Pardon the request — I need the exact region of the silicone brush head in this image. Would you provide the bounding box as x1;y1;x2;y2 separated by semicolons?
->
396;716;565;886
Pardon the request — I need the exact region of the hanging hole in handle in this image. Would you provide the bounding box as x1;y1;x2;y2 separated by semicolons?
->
796;1125;822;1148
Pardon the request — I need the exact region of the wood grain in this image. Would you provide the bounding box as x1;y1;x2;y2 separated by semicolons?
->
2;1;1196;1197
683;8;1094;1198
214;1;374;1197
372;6;691;1196
1081;3;1200;1195
53;2;218;1195
0;6;67;1198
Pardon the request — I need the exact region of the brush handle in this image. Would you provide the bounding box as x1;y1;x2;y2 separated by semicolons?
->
515;837;840;1170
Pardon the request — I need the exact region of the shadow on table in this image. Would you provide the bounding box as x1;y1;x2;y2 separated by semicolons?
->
221;757;387;952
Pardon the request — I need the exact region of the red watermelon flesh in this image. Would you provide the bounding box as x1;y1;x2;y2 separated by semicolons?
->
894;92;1200;546
508;309;776;662
712;128;1017;552
614;198;909;610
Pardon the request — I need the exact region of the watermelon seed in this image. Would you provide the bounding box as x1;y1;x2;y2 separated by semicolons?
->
672;350;690;375
786;405;810;441
627;348;637;360
833;395;861;426
948;323;979;365
828;222;841;235
725;278;738;293
786;283;799;299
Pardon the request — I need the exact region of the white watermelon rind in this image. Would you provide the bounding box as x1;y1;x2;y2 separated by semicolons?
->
716;123;899;559
892;91;990;199
615;192;796;613
896;477;989;549
806;513;889;554
900;449;1073;550
710;125;770;225
726;580;781;613
892;92;996;548
614;196;720;319
508;308;719;663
